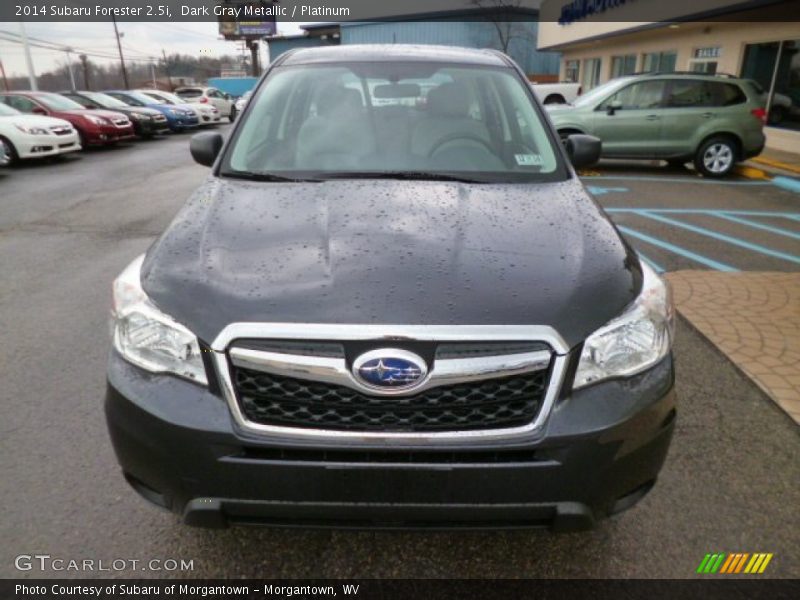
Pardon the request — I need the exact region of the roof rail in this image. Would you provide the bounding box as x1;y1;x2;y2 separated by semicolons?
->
632;71;738;79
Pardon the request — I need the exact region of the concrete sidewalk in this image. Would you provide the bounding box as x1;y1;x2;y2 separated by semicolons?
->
667;271;800;425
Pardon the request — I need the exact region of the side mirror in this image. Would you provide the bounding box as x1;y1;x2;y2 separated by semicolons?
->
190;131;224;167
224;94;231;101
565;134;601;169
31;106;47;115
606;99;622;115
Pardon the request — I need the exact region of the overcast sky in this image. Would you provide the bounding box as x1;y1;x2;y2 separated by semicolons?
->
0;21;305;78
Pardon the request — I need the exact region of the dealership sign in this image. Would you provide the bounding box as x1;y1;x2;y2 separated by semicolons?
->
559;0;634;24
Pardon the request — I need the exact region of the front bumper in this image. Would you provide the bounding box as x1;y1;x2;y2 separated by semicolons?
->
199;112;222;125
166;115;200;131
105;351;676;531
83;125;135;145
15;131;81;159
133;118;170;137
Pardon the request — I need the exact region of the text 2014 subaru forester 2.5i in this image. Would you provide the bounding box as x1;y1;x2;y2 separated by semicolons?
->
105;46;676;531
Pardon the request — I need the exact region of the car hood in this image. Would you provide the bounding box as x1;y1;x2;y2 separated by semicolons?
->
544;104;575;113
59;108;127;120
184;103;213;112
125;107;162;117
142;178;641;350
0;114;72;128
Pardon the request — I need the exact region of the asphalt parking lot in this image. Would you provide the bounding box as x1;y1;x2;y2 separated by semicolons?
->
1;128;798;579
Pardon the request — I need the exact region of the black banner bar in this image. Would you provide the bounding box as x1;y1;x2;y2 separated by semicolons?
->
3;579;800;600
2;0;800;22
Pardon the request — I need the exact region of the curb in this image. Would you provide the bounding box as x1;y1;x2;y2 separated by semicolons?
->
751;156;800;176
734;164;770;180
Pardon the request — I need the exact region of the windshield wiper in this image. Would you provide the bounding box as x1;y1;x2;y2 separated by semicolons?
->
223;170;321;183
318;171;488;183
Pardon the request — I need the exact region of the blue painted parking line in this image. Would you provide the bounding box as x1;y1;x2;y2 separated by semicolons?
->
637;211;800;265
617;225;739;272
710;211;800;241
635;251;665;273
583;175;771;186
606;208;800;219
586;185;629;196
772;176;800;194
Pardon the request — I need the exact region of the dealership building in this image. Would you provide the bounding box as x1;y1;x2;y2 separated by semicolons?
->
538;0;800;152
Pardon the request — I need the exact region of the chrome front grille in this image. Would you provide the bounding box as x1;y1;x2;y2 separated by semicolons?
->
209;324;569;442
233;361;550;433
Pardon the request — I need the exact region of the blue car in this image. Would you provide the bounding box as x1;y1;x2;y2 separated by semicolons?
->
103;90;199;132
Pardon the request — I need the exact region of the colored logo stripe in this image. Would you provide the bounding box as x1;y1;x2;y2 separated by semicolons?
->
697;553;773;574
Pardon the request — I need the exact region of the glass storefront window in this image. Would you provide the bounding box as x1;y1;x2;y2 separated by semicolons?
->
741;39;800;129
565;60;580;83
642;51;677;73
611;54;637;78
582;58;602;90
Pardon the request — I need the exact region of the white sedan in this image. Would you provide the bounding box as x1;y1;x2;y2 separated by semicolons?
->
138;90;221;126
0;102;81;165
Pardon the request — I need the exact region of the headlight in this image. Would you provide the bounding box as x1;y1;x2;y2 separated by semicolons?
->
167;108;179;115
129;112;147;121
14;124;49;135
574;261;674;388
111;255;208;385
14;125;50;135
85;114;109;125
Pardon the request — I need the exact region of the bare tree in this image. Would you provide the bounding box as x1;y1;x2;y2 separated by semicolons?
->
468;0;537;54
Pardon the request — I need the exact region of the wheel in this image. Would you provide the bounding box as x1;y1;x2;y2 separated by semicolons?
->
229;106;237;122
544;94;566;105
694;136;738;177
0;135;19;166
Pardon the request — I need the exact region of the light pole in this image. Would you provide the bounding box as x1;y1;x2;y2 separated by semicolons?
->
65;48;77;90
18;20;37;91
111;15;129;89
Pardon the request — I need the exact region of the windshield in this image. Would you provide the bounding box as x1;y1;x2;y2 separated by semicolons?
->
82;92;129;109
0;103;21;116
148;91;183;104
223;62;564;183
37;94;85;111
572;78;632;108
115;91;158;106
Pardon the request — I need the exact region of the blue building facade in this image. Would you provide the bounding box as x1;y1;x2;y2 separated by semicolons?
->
266;16;561;78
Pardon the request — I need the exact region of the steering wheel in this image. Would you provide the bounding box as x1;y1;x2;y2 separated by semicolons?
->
428;133;497;158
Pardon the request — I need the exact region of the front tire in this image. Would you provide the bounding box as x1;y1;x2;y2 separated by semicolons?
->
229;106;237;122
694;136;737;177
0;135;20;166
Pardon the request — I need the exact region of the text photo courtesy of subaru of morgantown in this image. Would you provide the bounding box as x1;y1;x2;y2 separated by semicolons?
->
0;0;799;597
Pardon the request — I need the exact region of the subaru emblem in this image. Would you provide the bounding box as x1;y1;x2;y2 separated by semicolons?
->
352;349;428;391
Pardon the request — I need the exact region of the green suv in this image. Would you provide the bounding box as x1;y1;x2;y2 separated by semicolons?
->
547;73;766;177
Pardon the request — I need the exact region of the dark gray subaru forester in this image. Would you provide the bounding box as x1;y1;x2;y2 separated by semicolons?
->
105;45;676;531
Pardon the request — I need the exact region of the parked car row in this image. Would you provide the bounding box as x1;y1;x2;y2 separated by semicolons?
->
0;88;232;167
